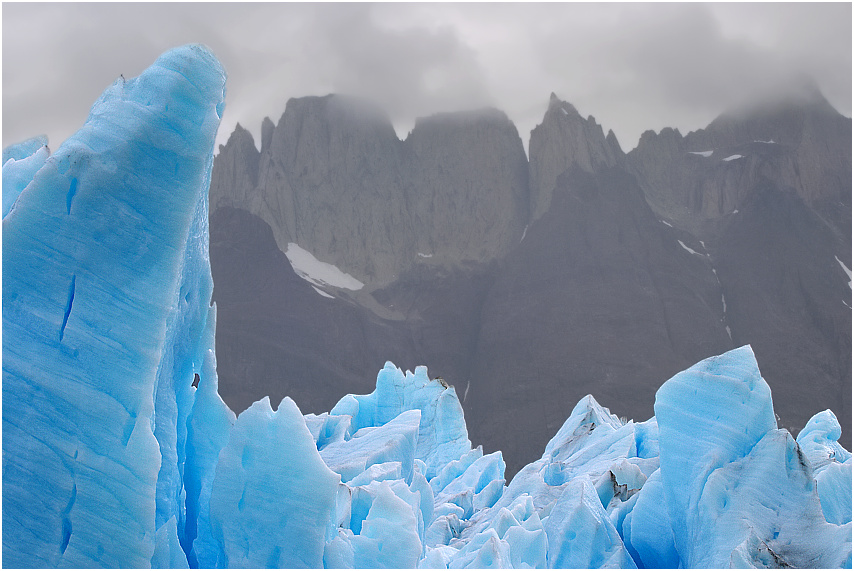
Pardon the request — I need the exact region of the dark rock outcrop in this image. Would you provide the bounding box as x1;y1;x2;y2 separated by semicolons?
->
467;166;732;475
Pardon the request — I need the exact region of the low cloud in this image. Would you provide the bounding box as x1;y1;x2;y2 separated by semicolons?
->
3;4;850;152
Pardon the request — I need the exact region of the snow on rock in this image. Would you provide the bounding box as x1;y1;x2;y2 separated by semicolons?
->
286;242;364;290
722;154;744;161
688;150;714;157
836;255;852;289
313;285;335;298
677;239;703;256
417;252;433;258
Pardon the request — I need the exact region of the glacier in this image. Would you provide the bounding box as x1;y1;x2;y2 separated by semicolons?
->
3;45;852;569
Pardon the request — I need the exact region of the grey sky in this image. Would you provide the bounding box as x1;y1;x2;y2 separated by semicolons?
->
3;3;851;154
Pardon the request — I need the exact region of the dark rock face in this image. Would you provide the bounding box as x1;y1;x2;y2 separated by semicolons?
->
209;92;851;476
625;93;852;448
404;109;529;267
625;93;852;236
467;166;732;475
210;205;498;416
211;95;528;285
711;183;851;438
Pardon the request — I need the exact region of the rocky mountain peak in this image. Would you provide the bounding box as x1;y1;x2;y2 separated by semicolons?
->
627;87;851;229
210;122;260;210
260;116;275;154
528;94;622;220
605;129;623;156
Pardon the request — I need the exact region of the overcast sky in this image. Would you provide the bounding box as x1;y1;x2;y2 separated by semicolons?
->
3;3;851;154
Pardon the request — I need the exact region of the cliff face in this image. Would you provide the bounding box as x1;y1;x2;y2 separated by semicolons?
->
622;95;852;454
211;95;529;286
209;92;851;476
625;93;852;236
403;108;529;267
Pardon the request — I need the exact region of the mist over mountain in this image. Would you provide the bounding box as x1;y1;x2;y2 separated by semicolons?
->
209;90;851;476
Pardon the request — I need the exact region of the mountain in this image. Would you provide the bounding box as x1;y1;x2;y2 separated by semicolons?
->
625;92;852;451
210;95;527;286
209;91;851;476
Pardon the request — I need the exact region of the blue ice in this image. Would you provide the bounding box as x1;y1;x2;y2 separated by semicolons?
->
2;136;49;217
3;44;225;568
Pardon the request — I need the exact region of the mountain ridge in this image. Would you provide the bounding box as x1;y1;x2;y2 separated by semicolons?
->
209;90;851;475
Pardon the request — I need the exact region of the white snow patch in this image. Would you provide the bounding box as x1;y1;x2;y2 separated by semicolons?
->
521;225;528;242
688;150;714;157
725;325;732;340
560;108;568;115
417;252;433;258
722;154;743;162
712;268;718;276
721;294;727;314
661;220;673;228
699;240;706;249
754;139;776;144
285;243;364;291
678;240;702;257
732;209;739;214
463;380;471;403
835;256;852;289
312;286;334;299
843;300;851;310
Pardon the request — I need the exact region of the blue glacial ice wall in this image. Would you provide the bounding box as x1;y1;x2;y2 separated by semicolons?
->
3;44;226;568
3;44;852;569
